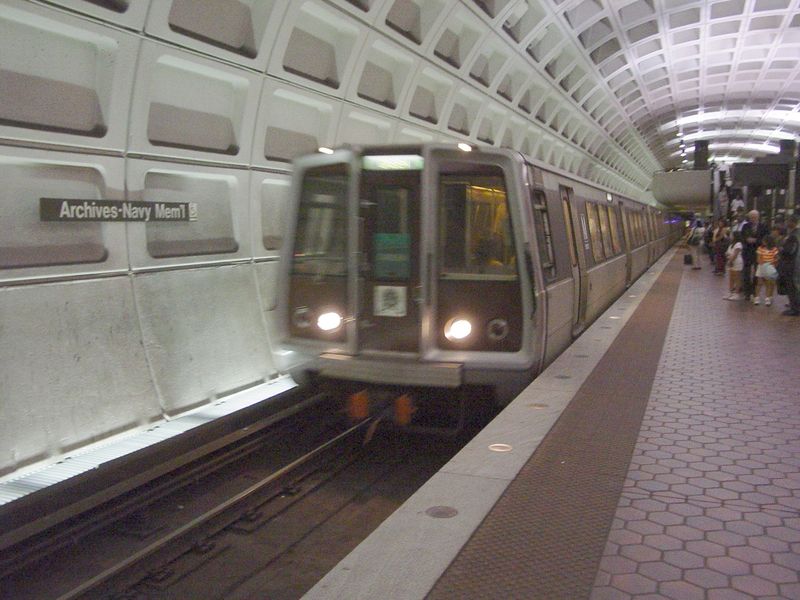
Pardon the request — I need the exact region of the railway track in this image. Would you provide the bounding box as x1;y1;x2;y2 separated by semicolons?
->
1;391;482;600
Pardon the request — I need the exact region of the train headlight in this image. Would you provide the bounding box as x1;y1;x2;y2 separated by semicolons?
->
317;311;343;332
444;318;472;341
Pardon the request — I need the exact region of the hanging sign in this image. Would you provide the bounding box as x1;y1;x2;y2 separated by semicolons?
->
40;198;198;222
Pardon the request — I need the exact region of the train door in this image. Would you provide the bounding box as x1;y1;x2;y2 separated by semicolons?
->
357;162;422;353
560;186;587;335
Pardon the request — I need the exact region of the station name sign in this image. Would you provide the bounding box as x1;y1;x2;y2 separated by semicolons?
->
40;198;198;222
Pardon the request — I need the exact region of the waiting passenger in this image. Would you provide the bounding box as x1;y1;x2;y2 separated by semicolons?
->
772;215;787;243
740;210;769;301
703;222;715;264
777;214;800;316
685;220;705;270
732;207;746;232
711;219;730;275
753;235;779;306
724;231;744;300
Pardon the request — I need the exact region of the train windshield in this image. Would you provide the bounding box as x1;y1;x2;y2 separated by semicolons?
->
291;163;348;277
440;171;516;278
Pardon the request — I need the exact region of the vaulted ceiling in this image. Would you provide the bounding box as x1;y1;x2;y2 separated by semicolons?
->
518;0;800;170
3;0;798;207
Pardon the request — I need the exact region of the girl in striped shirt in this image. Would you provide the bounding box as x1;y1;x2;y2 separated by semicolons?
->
754;235;779;306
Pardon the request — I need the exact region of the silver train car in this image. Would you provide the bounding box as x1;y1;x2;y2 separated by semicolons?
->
276;144;682;421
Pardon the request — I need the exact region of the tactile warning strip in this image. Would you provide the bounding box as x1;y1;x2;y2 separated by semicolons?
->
427;255;683;599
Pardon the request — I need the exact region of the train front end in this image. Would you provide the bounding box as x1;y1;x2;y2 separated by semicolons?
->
277;145;541;421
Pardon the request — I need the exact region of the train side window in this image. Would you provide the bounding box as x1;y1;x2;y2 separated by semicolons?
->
598;204;614;258
628;210;636;246
633;212;643;247
608;205;622;254
439;167;516;278
639;213;646;245
531;189;556;280
623;208;632;247
585;202;605;263
561;192;578;268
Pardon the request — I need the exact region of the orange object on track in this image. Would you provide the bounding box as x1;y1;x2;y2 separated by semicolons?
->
347;390;369;420
394;394;416;426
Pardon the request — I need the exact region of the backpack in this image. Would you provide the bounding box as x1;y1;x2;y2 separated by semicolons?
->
688;228;701;246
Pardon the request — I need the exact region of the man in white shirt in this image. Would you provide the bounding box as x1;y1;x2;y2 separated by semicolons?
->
732;207;746;232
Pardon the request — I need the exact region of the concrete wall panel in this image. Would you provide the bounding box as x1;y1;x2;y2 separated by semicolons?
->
0;147;128;284
134;265;276;415
0;277;158;475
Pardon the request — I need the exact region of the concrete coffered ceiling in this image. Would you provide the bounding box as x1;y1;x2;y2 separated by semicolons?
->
530;0;800;170
2;0;798;206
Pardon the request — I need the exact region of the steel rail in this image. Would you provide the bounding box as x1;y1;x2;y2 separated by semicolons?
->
56;415;375;600
0;390;329;578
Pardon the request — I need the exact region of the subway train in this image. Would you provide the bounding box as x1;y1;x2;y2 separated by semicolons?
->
276;144;682;423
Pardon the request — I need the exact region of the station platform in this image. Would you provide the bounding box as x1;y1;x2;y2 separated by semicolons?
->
305;248;800;600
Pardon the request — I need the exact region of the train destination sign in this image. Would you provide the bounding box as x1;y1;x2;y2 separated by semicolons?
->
40;198;198;222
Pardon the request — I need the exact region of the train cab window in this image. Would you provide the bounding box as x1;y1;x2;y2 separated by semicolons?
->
439;167;516;278
366;185;413;281
585;202;605;263
531;189;556;280
598;204;614;258
608;205;622;254
291;163;348;277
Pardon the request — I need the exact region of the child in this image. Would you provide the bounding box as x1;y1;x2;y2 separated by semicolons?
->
725;231;744;300
753;234;779;305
